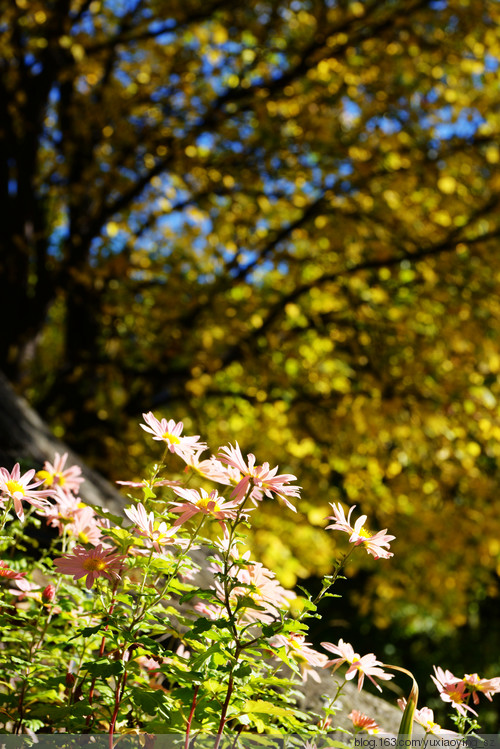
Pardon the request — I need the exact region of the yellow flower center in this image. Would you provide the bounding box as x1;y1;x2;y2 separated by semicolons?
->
162;432;181;444
56;472;66;487
37;470;53;486
5;480;24;496
37;470;67;487
78;531;90;544
287;640;308;664
82;558;107;572
196;497;221;513
358;527;373;540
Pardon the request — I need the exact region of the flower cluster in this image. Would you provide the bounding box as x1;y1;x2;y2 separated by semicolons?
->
0;410;498;742
206;547;297;625
431;666;500;716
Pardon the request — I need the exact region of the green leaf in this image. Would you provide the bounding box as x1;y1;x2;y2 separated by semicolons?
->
398;679;418;740
75;623;104;638
234;663;252;679
189;617;214;635
128;686;170;717
178;586;211;603
382;663;419;740
142;486;157;500
83;503;124;528
82;658;125;678
243;699;298;717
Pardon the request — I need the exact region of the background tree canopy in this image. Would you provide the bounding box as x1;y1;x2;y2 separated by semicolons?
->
3;0;500;716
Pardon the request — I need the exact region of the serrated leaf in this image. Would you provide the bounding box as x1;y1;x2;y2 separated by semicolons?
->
142;486;157;500
74;623;104;638
189;617;214;635
82;658;125;678
128;686;170;716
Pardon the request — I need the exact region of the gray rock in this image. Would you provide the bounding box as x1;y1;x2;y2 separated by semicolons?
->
0;371;125;514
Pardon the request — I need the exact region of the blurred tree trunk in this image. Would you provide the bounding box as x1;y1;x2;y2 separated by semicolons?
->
0;371;124;514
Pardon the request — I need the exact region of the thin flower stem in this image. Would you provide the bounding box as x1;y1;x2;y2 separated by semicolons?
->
185;684;199;749
219;488;253;641
296;546;357;624
67;595;100;706
129;516;205;632
109;663;129;749
14;596;51;734
146;444;172;488
138;544;156;597
229;725;243;749
86;573;123;725
214;672;235;749
0;499;12;532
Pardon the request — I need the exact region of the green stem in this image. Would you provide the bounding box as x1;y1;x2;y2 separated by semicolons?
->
0;499;12;532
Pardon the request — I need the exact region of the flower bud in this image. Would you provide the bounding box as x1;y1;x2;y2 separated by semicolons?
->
65;672;76;687
42;584;56;602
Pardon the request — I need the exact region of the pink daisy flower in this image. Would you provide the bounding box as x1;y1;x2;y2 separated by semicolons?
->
137;655;164;673
8;576;40;599
217;442;300;511
37;452;83;496
272;632;328;683
140;412;207;460
463;673;500;705
183;451;240;486
124;503;180;551
0;463;54;522
325;503;395;559
398;700;457;736
170;487;238;536
431;666;478;717
41;486;82;533
0;561;26;580
349;710;381;734
41;490;102;545
321;638;394;692
67;505;103;546
54;544;126;590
